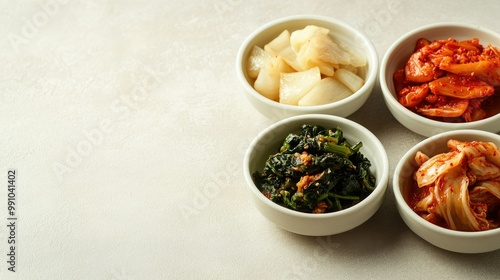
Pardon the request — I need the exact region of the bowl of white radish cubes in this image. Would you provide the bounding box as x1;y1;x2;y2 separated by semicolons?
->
236;15;378;120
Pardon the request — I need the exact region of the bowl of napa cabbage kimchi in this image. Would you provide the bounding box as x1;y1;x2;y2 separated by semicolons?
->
393;129;500;253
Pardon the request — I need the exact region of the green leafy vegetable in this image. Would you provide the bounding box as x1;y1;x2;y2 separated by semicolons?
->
253;124;376;214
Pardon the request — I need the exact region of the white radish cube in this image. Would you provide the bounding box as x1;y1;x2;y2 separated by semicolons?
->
247;46;276;79
298;77;353;106
254;68;280;101
279;66;321;105
268;55;294;76
339;64;359;75
253;56;293;101
264;30;303;71
333;68;365;92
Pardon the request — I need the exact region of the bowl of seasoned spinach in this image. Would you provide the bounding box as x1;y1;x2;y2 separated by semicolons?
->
243;114;389;236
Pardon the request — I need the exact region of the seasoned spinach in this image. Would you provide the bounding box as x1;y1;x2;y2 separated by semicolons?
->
253;124;376;214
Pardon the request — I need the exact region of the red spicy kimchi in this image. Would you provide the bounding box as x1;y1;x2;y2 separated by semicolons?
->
409;139;500;231
393;38;500;122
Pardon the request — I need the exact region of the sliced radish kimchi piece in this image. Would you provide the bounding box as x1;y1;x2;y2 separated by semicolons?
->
428;75;494;99
417;98;469;118
440;60;500;86
405;51;439;83
398;84;429;107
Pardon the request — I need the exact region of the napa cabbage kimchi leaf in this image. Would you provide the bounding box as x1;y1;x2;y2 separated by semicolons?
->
412;140;500;231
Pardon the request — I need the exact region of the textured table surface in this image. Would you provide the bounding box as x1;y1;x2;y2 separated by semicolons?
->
1;1;500;279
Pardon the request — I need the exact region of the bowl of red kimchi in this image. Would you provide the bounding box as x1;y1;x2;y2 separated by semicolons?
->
380;22;500;137
393;129;500;253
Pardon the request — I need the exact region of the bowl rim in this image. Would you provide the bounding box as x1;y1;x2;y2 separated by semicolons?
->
393;129;500;237
379;22;500;129
236;14;379;112
243;113;389;219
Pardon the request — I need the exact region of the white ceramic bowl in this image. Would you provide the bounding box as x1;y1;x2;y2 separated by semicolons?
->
380;22;500;137
236;15;378;121
393;129;500;253
243;114;389;236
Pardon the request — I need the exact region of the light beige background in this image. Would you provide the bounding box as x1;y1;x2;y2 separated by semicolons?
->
1;0;499;279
